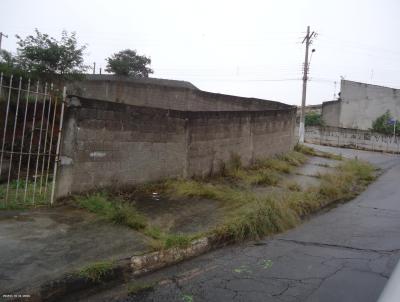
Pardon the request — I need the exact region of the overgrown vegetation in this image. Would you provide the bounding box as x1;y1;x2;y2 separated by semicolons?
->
71;145;374;250
371;110;399;135
305;112;323;126
127;281;156;296
211;158;375;242
75;192;146;230
285;181;301;192
78;260;114;282
294;144;342;160
0;180;50;210
75;192;195;250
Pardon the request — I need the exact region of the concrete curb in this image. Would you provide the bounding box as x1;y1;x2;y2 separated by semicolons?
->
131;237;213;275
21;237;217;302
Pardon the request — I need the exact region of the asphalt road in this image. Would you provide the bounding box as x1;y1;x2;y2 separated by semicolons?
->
82;145;400;302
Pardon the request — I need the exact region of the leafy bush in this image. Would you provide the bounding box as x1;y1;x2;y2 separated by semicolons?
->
305;112;322;126
78;261;114;282
371;111;400;135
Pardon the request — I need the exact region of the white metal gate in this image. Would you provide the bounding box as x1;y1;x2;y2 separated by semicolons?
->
0;74;65;208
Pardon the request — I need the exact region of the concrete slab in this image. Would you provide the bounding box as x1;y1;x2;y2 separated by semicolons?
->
251;186;286;198
0;206;150;293
306;156;341;168
295;164;335;177
132;195;224;234
284;174;321;190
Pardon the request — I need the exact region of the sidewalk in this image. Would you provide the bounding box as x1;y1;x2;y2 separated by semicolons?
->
0;206;150;294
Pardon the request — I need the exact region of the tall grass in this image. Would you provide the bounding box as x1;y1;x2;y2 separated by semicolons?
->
213;198;299;242
75;192;146;230
75;191;196;250
72;147;375;250
0;180;50;210
78;260;114;282
295;144;342;160
210;158;375;242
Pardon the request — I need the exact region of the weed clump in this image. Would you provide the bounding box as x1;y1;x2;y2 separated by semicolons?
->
211;158;375;243
294;144;317;156
295;144;342;160
213;199;298;242
78;261;114;282
255;158;292;173
75;192;146;230
0;180;50;210
278;151;307;166
127;281;155;296
285;181;302;192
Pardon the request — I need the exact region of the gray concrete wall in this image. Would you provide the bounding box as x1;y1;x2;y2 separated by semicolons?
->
56;97;296;197
321;100;341;127
305;126;400;153
67;76;289;112
339;80;400;130
187;109;296;177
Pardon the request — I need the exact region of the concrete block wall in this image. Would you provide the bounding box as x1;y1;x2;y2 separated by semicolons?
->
56;97;296;197
305;126;400;153
339;80;400;130
321;100;340;127
67;76;289;112
56;98;188;197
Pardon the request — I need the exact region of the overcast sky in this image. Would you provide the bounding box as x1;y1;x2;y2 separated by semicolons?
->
1;0;399;105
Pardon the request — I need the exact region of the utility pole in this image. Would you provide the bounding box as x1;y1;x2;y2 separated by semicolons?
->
299;26;316;143
93;62;96;74
0;32;8;50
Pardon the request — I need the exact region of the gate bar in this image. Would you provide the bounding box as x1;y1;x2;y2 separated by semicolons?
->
50;87;66;205
32;83;48;205
0;75;13;185
39;84;53;194
5;77;23;203
44;94;58;194
24;81;40;202
15;79;31;199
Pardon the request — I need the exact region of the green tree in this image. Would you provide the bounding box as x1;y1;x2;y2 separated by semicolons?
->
106;49;153;77
13;29;88;81
305;112;322;126
0;50;18;74
371;110;400;135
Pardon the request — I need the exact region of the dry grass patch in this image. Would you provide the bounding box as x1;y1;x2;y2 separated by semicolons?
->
209;158;375;242
72;146;375;250
284;181;302;192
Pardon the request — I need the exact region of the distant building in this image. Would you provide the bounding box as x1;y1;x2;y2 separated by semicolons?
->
296;104;322;124
321;80;400;130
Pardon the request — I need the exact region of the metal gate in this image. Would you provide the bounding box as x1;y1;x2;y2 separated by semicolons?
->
0;74;65;208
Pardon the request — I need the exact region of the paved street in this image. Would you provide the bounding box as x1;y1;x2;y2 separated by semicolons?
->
81;146;400;302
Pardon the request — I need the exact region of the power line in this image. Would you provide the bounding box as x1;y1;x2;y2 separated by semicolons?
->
178;78;302;82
